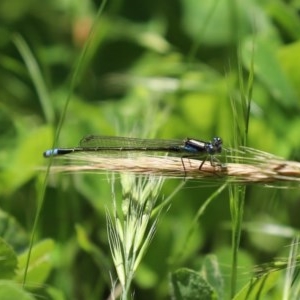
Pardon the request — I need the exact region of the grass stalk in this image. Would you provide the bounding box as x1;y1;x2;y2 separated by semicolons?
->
45;150;300;184
107;174;164;299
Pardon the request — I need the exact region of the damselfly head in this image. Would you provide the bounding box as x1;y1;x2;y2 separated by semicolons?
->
210;137;222;154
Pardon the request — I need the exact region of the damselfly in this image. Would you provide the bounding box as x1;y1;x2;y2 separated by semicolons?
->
44;135;223;171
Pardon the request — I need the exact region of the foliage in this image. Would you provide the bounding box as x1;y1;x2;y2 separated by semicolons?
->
1;0;300;299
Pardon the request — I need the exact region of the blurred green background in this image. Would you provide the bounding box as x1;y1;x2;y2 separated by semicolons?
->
1;0;300;299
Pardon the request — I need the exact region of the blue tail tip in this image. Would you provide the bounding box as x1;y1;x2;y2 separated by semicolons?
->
43;149;58;157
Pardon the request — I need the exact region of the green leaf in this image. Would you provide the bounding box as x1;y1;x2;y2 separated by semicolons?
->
201;255;224;300
0;280;35;300
170;268;217;300
13;34;54;123
181;0;252;46
45;286;66;300
242;37;298;108
0;237;18;279
0;125;53;194
278;41;300;100
16;239;55;288
268;1;300;40
0;210;28;251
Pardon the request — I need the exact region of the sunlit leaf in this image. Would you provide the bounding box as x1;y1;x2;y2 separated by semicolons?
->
242;37;298;108
16;239;55;288
0;280;35;300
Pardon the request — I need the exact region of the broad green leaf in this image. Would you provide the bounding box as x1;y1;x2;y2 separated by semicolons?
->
45;286;66;300
242;37;298;108
278;41;300;100
16;239;55;288
0;126;53;194
216;246;254;298
170;268;217;300
0;280;35;300
181;0;252;46
201;255;224;300
268;1;300;40
0;237;18;279
0;209;28;253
